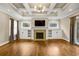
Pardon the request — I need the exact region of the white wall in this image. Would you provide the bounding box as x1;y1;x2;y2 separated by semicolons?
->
0;12;9;46
60;18;70;41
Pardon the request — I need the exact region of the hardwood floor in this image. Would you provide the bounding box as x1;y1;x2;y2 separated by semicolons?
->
0;39;79;56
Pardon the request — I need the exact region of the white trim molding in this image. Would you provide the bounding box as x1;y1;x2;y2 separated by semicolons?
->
0;41;9;46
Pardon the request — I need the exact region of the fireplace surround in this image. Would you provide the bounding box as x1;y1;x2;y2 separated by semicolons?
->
34;30;46;40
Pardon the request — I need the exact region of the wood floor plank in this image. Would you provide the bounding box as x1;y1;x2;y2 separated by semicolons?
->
0;39;79;56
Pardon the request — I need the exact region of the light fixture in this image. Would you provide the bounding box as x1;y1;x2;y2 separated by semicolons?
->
34;5;37;11
34;4;46;12
34;5;37;9
42;6;46;12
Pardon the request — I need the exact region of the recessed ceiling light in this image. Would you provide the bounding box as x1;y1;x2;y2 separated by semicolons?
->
7;9;10;11
34;6;37;11
42;9;44;12
42;6;46;12
34;5;37;9
69;9;72;11
76;16;79;19
37;10;41;12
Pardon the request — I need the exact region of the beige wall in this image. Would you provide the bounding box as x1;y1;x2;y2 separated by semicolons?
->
60;18;70;41
0;12;9;45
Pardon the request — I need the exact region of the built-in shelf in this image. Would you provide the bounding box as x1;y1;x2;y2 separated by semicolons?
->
48;30;52;37
28;30;31;37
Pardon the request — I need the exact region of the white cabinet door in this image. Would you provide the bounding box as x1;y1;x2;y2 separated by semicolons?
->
48;29;62;39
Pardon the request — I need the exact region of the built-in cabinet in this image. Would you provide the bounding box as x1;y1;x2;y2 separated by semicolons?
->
47;29;62;39
19;20;63;40
48;30;52;37
28;30;31;37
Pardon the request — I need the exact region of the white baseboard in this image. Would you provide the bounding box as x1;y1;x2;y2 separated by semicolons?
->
0;41;9;46
62;37;70;42
64;38;70;42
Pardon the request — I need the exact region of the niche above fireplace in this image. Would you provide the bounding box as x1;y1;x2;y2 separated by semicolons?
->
35;20;45;26
33;19;46;27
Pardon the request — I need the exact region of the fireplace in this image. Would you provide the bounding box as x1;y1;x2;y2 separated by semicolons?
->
36;32;44;39
34;30;46;40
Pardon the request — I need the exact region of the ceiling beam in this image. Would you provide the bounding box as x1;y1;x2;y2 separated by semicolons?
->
62;3;70;10
23;3;32;15
9;3;19;12
47;3;56;15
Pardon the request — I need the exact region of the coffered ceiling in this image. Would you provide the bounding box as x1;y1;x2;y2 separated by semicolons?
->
0;3;79;20
13;3;25;8
54;3;66;8
11;3;67;16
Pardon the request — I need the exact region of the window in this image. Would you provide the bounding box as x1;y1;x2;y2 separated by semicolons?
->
14;20;17;35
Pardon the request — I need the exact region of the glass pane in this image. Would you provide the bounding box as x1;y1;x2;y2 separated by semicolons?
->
14;21;17;35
